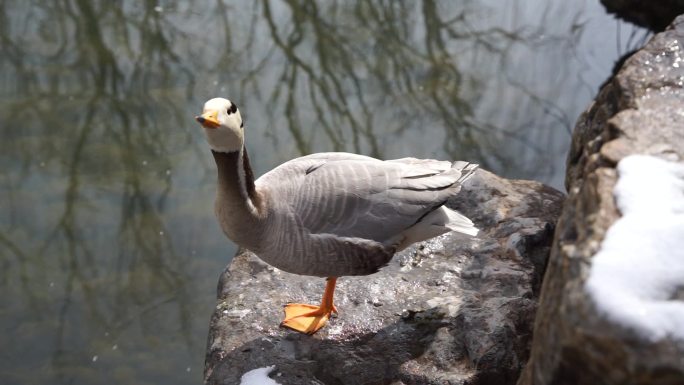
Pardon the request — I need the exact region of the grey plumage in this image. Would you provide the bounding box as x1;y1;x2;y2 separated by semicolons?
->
198;97;478;279
250;152;478;277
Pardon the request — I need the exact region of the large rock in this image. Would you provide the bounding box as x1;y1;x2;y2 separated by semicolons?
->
518;16;684;385
601;0;684;31
203;170;564;385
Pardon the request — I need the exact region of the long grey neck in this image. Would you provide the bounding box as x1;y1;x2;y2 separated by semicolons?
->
212;147;265;250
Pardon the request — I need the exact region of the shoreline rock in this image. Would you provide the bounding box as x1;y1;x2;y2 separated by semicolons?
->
601;0;684;31
518;15;684;385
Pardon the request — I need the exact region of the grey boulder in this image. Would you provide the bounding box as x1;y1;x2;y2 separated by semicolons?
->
518;15;684;385
601;0;684;31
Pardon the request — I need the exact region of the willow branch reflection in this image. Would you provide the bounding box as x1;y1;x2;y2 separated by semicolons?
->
1;0;203;382
248;0;575;174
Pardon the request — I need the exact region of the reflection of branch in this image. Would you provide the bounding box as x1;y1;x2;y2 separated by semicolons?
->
0;233;29;262
0;232;38;299
246;0;603;181
262;0;381;156
44;94;98;382
256;0;540;166
1;0;202;370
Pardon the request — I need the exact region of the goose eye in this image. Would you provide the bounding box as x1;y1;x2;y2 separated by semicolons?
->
227;103;237;114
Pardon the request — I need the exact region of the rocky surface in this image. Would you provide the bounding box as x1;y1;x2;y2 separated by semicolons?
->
601;0;684;31
203;169;564;385
518;16;684;385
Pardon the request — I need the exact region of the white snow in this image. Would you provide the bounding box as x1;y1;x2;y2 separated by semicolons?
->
585;154;684;342
239;365;281;385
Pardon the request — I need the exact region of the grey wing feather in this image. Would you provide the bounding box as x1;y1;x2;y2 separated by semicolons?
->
255;152;477;275
258;152;473;242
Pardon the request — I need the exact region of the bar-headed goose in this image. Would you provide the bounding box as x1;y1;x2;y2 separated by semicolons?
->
195;97;478;334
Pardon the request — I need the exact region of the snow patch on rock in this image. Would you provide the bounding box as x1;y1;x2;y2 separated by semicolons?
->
586;155;684;342
240;365;281;385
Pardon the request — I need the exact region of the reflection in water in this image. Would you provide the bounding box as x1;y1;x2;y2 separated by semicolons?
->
0;1;647;384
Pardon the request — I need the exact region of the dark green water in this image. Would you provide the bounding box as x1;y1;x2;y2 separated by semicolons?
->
0;1;646;384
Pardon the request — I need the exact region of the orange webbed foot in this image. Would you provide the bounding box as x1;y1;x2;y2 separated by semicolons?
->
281;303;336;334
280;277;338;334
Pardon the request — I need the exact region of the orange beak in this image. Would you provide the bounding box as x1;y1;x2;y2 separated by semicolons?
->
195;110;220;129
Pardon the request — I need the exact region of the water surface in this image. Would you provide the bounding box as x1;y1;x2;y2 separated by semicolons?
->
0;1;647;384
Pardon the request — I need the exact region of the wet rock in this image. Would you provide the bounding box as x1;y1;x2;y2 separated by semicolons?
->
601;0;684;31
518;16;684;385
203;170;564;385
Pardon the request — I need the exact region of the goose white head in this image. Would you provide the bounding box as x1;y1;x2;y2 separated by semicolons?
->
195;97;244;153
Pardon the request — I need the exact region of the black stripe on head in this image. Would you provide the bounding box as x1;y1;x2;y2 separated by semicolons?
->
228;102;238;115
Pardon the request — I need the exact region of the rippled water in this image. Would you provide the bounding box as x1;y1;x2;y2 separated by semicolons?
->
0;1;647;384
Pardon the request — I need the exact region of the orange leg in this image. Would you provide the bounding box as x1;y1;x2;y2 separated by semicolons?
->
281;277;338;334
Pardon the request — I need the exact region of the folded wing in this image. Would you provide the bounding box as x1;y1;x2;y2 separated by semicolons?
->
257;153;476;246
